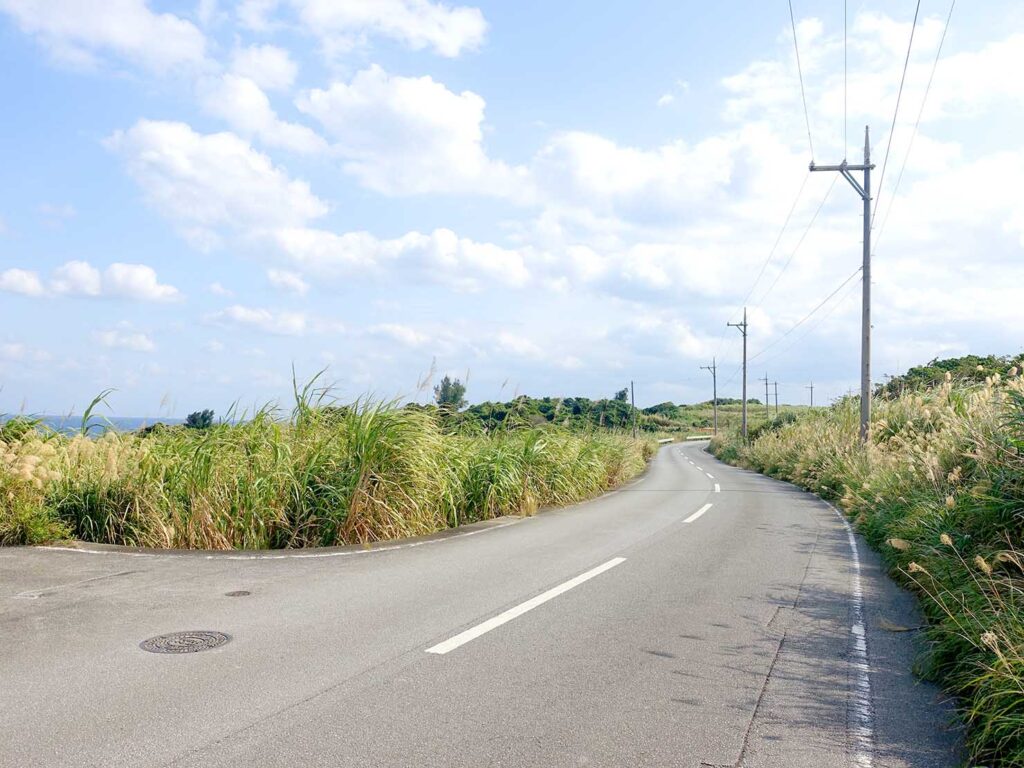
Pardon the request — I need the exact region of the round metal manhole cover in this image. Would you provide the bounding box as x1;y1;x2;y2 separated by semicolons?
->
140;631;231;654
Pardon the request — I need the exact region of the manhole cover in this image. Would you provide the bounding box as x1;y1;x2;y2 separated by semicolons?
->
140;631;231;654
224;590;251;597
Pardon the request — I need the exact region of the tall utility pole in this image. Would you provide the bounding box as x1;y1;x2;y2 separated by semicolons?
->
759;374;771;420
807;381;814;408
773;381;779;418
630;380;637;440
700;358;718;436
810;126;874;442
727;309;748;440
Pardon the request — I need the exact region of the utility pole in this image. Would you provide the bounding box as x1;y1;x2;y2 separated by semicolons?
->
700;358;718;436
810;126;874;442
630;380;637;440
727;309;748;440
773;381;779;418
759;374;771;420
806;381;814;408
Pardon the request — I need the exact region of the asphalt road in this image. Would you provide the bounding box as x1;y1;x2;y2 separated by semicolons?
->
1;442;963;767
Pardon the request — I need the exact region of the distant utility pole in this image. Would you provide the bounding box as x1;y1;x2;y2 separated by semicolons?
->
773;381;779;418
806;381;814;408
727;309;748;440
630;380;637;440
700;358;718;436
810;126;874;443
759;374;771;420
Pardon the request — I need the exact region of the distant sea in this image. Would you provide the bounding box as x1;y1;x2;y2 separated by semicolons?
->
2;415;185;434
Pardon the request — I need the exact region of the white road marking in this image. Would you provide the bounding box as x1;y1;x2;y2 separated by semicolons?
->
705;473;714;479
683;503;713;524
714;483;721;493
695;466;703;471
830;504;874;767
425;558;627;655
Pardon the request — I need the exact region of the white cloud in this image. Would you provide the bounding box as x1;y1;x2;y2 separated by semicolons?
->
207;305;308;336
0;0;207;72
298;65;526;197
495;331;543;360
198;74;326;154
0;268;46;296
50;260;101;296
266;268;309;296
103;263;181;301
203;339;225;352
290;0;486;58
656;93;674;108
106;119;328;248
94;329;156;352
230;43;297;91
1;261;179;301
208;281;233;296
273;226;530;290
371;323;429;347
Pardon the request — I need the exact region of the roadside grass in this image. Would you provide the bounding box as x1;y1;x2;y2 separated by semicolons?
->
710;371;1024;766
0;396;654;549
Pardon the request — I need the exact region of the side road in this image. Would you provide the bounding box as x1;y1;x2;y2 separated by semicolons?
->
0;442;963;767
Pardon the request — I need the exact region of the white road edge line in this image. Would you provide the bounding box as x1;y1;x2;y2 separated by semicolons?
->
829;503;874;767
425;557;627;655
714;483;721;493
683;503;713;524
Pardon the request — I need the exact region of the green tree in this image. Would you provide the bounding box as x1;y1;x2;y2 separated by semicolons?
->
185;409;215;430
613;388;629;402
433;376;467;411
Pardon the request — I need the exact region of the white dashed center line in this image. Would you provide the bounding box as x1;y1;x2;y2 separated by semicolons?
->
683;503;713;524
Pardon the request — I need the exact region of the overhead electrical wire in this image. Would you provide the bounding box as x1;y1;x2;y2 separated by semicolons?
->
844;0;848;158
753;270;863;370
875;0;956;250
873;0;923;226
748;266;863;365
788;0;815;161
753;174;838;308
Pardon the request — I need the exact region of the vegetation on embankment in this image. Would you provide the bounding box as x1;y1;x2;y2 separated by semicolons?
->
710;366;1024;766
0;397;654;550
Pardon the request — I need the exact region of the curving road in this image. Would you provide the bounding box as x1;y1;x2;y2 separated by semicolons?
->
1;442;963;767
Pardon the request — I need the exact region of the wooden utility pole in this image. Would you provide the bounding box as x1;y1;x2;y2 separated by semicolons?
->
809;126;874;442
727;308;749;440
700;358;718;436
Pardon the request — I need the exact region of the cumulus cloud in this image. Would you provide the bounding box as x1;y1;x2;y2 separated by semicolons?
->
230;43;297;91
207;305;309;336
298;65;527;198
94;329;156;352
0;261;179;301
198;75;327;154
280;0;486;58
106;119;328;248
370;323;429;348
266;268;309;296
0;268;46;296
0;0;207;72
273;226;531;290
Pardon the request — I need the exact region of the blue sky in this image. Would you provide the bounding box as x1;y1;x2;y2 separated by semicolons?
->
1;0;1022;417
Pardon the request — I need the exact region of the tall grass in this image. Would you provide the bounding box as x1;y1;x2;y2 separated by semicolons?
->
710;370;1024;766
0;397;653;550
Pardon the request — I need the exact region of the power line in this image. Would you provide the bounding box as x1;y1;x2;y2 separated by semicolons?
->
738;173;810;312
753;174;838;308
873;0;922;226
875;0;956;250
788;0;815;160
755;268;862;369
844;0;848;158
749;266;862;365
